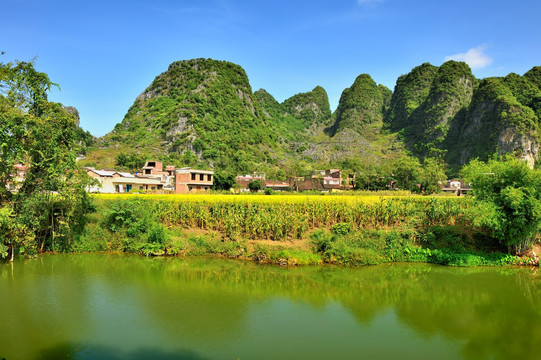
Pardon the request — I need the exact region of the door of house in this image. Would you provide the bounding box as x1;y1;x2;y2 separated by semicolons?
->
126;184;132;192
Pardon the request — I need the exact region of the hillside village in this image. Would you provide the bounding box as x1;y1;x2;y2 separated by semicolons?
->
80;160;469;195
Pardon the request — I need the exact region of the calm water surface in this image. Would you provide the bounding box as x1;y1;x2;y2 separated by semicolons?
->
1;254;540;360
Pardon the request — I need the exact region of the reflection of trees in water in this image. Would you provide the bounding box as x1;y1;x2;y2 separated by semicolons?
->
37;341;208;360
1;255;540;359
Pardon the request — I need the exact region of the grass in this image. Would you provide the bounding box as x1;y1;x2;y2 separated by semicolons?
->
64;192;534;267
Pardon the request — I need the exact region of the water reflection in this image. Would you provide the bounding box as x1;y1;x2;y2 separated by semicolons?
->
1;254;540;359
37;342;207;360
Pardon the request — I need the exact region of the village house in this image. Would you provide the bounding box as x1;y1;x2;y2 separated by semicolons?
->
291;169;349;192
84;167;165;193
234;173;265;192
140;161;176;190
174;167;214;194
441;179;471;196
263;180;290;192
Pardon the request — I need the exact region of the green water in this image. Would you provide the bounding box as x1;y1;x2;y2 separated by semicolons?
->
1;254;540;360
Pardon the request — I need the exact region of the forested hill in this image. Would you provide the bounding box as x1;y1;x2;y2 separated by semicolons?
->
386;61;540;168
81;59;540;175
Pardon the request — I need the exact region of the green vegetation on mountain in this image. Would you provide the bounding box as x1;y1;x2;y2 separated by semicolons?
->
332;74;387;135
386;61;539;170
388;61;476;159
81;58;540;175
282;86;332;127
386;63;438;132
524;66;541;89
87;59;285;174
452;77;538;165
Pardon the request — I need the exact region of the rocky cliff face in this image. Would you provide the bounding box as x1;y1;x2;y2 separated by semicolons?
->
454;77;540;168
497;128;539;167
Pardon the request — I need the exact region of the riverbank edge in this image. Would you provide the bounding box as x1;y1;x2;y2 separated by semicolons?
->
33;196;541;267
72;224;540;267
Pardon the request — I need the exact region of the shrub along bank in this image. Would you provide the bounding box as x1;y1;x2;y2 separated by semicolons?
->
70;195;536;267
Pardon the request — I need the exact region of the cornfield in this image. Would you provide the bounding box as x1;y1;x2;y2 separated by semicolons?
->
94;194;468;241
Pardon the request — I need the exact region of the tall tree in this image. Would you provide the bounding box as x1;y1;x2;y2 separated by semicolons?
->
0;58;93;260
461;156;541;254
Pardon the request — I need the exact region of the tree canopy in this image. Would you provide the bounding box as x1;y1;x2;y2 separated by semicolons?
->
461;156;541;253
0;58;93;260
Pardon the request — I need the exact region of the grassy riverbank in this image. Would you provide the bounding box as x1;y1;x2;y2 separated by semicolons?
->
69;194;539;267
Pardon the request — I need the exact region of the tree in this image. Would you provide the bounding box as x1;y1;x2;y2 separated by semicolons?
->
213;171;235;190
392;155;421;191
461;156;541;254
248;179;264;192
419;157;447;194
116;152;144;171
1;57;94;260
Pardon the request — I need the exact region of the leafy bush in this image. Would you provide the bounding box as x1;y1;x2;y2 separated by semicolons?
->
105;202;137;232
147;224;168;245
331;222;352;236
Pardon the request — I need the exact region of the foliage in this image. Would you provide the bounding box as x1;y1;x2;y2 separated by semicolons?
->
0;205;34;260
281;86;332;127
419;157;447;194
212;171;236;190
333;74;386;134
0;58;94;260
461;156;541;253
391;155;421;192
116;152;145;171
248;179;263;192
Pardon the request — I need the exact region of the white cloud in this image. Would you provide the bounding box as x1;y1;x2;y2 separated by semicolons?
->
444;45;493;69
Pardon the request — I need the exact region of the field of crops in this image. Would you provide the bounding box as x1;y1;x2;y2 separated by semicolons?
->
94;194;468;241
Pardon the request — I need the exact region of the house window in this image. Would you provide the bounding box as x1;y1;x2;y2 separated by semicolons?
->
151;187;155;190
200;174;204;181
145;169;151;175
189;186;192;191
207;174;212;181
191;173;196;181
139;186;143;190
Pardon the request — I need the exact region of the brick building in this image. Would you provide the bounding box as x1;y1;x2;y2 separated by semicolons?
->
174;167;214;194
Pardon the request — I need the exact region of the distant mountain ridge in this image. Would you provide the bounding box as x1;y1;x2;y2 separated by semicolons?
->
82;58;540;174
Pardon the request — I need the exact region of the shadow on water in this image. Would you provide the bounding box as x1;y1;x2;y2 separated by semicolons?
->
34;342;208;360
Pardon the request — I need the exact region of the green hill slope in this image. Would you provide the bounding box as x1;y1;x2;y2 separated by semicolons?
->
82;59;540;175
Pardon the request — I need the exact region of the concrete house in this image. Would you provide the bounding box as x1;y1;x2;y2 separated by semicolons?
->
235;174;265;192
174;167;214;194
441;179;471;196
84;168;164;193
141;161;175;190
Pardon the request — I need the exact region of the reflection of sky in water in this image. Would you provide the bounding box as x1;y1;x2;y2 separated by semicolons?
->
0;254;540;359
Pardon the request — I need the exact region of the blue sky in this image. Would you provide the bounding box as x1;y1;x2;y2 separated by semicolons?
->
2;0;540;136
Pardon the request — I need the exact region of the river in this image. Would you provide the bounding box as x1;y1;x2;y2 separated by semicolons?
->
1;254;540;359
